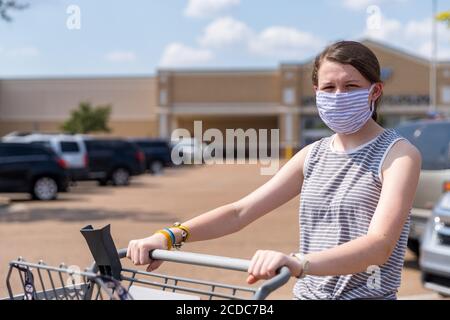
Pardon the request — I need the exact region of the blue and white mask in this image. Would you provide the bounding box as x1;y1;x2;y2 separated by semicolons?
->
316;84;376;135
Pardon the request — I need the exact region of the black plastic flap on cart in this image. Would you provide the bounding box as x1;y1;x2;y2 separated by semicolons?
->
80;224;122;280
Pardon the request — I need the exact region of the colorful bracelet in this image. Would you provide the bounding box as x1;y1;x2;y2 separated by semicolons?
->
155;229;173;250
164;228;176;247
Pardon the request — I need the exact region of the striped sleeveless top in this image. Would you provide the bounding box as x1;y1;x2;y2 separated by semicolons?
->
293;129;410;300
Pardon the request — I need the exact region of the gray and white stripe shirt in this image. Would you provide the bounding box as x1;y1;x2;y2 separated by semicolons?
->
293;129;410;300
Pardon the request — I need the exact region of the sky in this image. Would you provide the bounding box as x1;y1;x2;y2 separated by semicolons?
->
0;0;449;77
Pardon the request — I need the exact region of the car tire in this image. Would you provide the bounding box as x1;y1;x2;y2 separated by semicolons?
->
111;168;130;186
31;177;58;201
149;160;164;175
407;238;421;257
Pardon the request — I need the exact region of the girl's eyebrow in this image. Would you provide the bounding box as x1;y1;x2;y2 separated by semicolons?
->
344;80;361;84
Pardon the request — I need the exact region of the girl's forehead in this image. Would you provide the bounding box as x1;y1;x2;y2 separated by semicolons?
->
318;61;364;82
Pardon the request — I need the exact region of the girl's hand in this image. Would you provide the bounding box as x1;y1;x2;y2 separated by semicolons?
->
126;233;168;272
246;250;302;284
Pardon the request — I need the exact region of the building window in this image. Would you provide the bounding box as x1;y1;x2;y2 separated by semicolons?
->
160;89;168;106
441;86;450;104
283;88;296;105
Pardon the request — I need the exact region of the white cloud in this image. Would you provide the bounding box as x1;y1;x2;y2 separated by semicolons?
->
185;0;240;18
198;16;253;48
363;16;450;60
195;16;325;60
342;0;375;10
159;43;214;67
0;46;40;58
249;26;325;59
105;51;137;63
342;0;408;11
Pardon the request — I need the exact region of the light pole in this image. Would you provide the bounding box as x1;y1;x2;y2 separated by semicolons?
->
430;0;438;113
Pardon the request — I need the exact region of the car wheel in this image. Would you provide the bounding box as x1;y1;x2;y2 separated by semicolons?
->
32;177;58;201
407;239;420;257
111;168;130;186
150;160;164;175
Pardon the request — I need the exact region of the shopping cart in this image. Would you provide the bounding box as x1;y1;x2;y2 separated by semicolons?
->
5;225;291;300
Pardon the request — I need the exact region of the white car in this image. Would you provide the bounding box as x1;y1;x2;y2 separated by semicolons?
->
2;132;88;181
171;138;210;165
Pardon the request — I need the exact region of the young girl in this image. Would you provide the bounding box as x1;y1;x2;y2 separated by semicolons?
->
127;41;422;300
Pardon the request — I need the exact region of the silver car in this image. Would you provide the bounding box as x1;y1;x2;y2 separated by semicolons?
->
420;192;450;297
395;120;450;257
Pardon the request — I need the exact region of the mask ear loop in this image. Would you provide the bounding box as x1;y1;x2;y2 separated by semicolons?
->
369;84;377;114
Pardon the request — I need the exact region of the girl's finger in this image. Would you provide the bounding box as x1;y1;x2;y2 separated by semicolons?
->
252;251;266;278
246;274;258;285
126;242;131;259
146;259;156;272
139;246;147;265
266;258;282;278
248;251;261;275
261;254;276;278
133;246;140;265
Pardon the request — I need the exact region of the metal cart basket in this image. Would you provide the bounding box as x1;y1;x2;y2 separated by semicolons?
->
5;225;291;300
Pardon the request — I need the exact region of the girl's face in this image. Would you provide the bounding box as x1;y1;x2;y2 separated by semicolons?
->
314;60;383;102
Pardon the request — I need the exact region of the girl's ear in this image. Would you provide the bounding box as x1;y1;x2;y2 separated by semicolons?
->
371;83;383;101
313;85;318;92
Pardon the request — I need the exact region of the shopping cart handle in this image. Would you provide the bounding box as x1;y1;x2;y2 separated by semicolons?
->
117;248;291;300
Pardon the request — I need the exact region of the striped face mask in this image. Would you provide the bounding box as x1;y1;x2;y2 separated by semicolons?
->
316;84;376;135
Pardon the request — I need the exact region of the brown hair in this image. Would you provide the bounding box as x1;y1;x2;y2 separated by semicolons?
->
312;41;383;122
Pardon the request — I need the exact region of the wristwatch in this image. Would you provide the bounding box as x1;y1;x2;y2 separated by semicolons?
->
289;253;310;279
172;222;188;250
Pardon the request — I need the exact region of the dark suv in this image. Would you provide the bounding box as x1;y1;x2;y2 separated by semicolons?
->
130;139;173;174
82;139;145;186
0;143;69;200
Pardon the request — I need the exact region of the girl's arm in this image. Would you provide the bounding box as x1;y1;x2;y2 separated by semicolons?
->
304;140;421;276
171;144;313;243
128;143;313;266
247;140;421;283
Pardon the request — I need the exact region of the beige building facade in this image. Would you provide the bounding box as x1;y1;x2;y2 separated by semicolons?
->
0;77;158;137
1;39;450;155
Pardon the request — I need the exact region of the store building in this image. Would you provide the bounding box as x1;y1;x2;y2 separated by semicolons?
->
1;39;450;156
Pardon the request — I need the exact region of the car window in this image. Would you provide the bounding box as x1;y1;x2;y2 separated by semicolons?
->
60;141;80;153
85;141;108;152
0;144;51;157
135;142;148;148
396;123;450;170
31;141;52;150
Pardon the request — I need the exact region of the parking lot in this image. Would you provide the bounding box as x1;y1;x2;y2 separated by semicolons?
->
0;162;445;300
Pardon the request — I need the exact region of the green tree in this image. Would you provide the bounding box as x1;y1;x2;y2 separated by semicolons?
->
61;102;112;134
0;1;28;22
